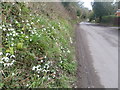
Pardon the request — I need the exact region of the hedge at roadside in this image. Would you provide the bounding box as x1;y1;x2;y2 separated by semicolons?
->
101;15;120;26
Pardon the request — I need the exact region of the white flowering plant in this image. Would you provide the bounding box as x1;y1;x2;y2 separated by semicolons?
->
0;2;76;88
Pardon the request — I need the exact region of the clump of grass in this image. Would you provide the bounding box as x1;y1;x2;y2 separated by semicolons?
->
0;2;76;88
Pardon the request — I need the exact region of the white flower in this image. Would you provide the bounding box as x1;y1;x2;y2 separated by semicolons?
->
11;38;14;40
44;56;47;58
25;36;29;38
15;33;18;36
2;25;5;27
31;22;34;24
3;28;6;31
15;21;18;23
30;39;32;41
13;34;15;36
32;66;36;70
9;33;12;36
22;20;24;22
12;73;15;76
12;31;16;34
10;55;15;58
21;32;23;34
52;75;55;78
41;60;43;63
8;28;11;31
53;71;56;74
27;23;30;26
37;20;40;22
26;20;29;22
60;61;63;63
43;28;46;31
0;26;2;29
67;50;70;53
11;43;14;46
10;28;14;31
6;33;9;36
9;24;12;27
6;53;10;56
2;57;9;62
37;75;39;77
48;77;51;80
12;3;15;5
0;52;3;55
52;27;54;29
26;84;29;87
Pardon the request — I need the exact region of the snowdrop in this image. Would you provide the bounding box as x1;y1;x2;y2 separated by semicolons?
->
32;66;36;70
10;55;15;58
52;27;54;29
19;9;21;11
43;28;46;31
9;24;12;27
22;20;24;22
2;25;5;27
15;33;18;36
0;26;2;29
11;43;14;46
2;57;9;62
25;36;29;38
4;61;14;67
41;60;43;63
3;28;6;31
27;23;30;26
8;28;11;31
31;22;34;24
6;33;9;36
44;56;47;58
21;32;23;34
13;34;15;36
11;38;14;40
6;53;10;56
10;28;14;31
12;73;15;76
26;20;29;22
15;21;18;23
9;33;12;36
67;50;70;53
37;19;40;22
30;39;32;41
26;84;29;87
12;31;16;34
12;3;15;5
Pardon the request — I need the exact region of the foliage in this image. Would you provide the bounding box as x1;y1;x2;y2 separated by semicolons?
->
0;2;76;88
92;1;115;22
89;11;95;22
101;15;119;26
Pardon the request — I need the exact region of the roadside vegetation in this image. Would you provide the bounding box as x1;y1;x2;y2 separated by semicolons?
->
89;0;120;27
0;2;87;88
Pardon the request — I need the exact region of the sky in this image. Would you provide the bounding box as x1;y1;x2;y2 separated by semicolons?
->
80;0;94;10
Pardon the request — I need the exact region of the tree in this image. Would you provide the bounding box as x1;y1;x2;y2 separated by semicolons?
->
92;1;115;22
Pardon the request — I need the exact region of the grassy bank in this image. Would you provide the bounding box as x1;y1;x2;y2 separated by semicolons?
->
0;2;77;88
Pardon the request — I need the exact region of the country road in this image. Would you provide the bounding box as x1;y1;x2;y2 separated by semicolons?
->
75;22;118;88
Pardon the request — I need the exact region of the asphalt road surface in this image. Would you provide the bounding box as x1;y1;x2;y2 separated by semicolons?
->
75;22;118;88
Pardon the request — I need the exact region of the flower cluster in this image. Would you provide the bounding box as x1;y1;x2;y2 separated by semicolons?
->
0;52;15;67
